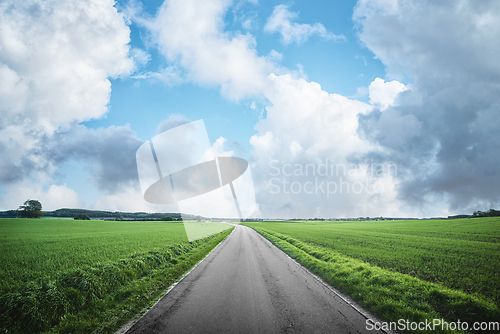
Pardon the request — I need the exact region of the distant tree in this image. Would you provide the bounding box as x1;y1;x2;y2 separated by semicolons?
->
18;199;43;218
163;216;174;221
74;214;91;220
473;209;500;218
487;209;500;217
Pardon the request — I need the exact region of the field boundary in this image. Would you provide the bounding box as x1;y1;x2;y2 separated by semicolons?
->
114;225;236;334
245;225;395;334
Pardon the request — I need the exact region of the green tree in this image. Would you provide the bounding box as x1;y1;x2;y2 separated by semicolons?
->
163;216;174;221
18;199;43;218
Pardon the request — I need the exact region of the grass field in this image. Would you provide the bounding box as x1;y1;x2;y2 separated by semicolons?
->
0;218;232;333
244;218;500;333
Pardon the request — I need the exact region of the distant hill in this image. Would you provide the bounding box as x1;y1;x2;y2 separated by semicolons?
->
0;208;194;220
447;214;471;219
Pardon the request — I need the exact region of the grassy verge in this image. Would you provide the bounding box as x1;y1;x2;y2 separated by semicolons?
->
0;219;198;294
249;227;499;334
0;227;233;334
243;218;500;304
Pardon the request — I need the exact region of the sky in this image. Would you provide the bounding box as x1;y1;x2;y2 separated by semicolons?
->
1;0;499;218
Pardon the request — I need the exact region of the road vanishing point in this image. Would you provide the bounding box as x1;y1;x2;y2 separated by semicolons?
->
124;225;386;334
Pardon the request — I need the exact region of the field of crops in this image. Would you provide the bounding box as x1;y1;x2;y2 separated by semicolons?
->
244;218;500;333
0;218;232;333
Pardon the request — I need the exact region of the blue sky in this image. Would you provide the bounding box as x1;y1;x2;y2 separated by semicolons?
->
64;0;387;211
87;0;385;145
1;0;499;218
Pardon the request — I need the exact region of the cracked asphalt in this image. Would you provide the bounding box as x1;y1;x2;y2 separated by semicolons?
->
125;224;385;334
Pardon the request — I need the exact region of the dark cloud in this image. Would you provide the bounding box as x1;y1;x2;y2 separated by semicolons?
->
48;125;144;193
354;0;500;212
0;123;144;196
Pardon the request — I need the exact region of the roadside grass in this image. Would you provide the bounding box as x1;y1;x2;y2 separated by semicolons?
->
0;218;233;333
244;218;500;305
244;222;500;334
1;219;191;294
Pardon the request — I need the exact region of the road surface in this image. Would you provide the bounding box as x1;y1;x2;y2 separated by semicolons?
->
126;224;385;334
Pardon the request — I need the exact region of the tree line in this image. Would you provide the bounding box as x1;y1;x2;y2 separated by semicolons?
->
472;209;500;217
0;200;187;221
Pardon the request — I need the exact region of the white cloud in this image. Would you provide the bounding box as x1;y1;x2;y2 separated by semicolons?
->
0;0;135;132
212;137;234;157
142;0;275;100
131;1;402;217
4;0;497;218
289;141;303;157
91;184;177;212
0;182;84;211
363;107;422;148
249;74;401;218
257;74;373;158
156;114;191;134
267;49;283;62
0;0;138;210
126;0;500;217
368;77;407;110
355;54;367;66
130;47;151;69
354;0;500;83
264;4;346;45
132;65;184;86
354;0;500;212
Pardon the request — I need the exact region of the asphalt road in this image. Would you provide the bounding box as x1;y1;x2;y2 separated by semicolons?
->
126;224;385;334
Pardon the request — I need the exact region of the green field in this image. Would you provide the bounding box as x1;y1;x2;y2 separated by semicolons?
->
244;218;500;333
0;218;232;333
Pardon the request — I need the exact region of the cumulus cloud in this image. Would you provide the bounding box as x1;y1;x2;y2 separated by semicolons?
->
131;0;404;218
141;0;275;100
128;0;500;217
265;4;346;45
212;137;234;157
0;0;134;132
354;0;500;212
0;123;145;210
368;77;407;110
0;182;85;211
0;0;140;210
249;74;401;218
91;184;178;212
